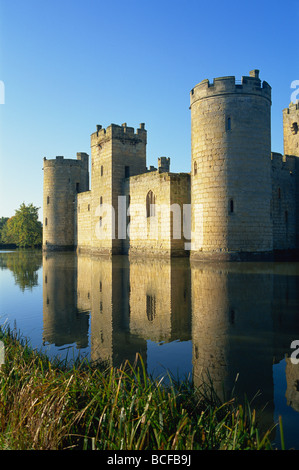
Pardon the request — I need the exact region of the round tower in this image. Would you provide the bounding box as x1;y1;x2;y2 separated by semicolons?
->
43;153;89;251
190;70;273;260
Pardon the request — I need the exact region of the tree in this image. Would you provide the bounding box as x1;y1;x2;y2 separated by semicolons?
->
0;217;9;241
1;203;42;247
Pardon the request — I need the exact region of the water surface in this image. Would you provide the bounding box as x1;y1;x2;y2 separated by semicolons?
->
1;249;299;449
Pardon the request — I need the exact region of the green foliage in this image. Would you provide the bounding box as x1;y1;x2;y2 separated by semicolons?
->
1;203;42;247
0;217;8;237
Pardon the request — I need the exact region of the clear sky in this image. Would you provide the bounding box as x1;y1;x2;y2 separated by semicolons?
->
0;0;298;220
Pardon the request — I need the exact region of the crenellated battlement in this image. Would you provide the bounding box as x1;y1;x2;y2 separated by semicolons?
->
271;152;297;172
190;69;271;105
43;154;88;169
90;122;147;147
283;100;299;114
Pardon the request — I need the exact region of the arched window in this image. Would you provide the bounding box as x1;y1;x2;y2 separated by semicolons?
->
146;190;156;217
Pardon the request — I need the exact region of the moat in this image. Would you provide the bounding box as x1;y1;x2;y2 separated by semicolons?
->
1;249;299;449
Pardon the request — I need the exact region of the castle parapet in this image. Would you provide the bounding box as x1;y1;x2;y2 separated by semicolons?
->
271;152;296;172
190;69;271;105
43;154;89;170
283;100;299;115
91;122;147;147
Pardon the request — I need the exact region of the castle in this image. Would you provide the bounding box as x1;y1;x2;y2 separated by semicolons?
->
42;70;299;260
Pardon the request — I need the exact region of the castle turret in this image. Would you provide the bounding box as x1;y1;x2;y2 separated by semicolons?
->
190;70;273;259
43;153;89;251
283;101;299;157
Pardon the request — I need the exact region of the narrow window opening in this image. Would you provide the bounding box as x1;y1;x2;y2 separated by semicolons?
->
229;199;234;213
45;217;48;226
100;196;103;205
194;161;197;175
88;204;90;211
76;182;80;192
101;165;103;176
125;166;130;178
146;190;156;217
227;117;231;131
291;122;298;135
99;280;102;293
99;216;102;227
47;196;50;204
229;309;235;325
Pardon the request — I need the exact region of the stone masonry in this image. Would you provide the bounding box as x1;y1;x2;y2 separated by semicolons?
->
42;70;299;259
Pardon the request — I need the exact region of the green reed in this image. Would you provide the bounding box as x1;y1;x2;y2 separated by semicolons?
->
0;326;282;450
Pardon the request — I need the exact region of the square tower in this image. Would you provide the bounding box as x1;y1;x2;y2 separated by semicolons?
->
283;101;299;157
89;123;147;254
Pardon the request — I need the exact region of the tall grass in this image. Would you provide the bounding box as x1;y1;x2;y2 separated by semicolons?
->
0;326;280;450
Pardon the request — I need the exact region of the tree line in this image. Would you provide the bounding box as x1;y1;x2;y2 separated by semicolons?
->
0;203;42;248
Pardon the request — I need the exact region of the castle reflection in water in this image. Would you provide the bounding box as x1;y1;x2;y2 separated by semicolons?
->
43;253;299;433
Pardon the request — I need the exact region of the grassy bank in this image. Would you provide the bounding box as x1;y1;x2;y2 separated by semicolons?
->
0;326;280;450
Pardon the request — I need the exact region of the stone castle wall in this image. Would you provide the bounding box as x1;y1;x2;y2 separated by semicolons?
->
77;190;92;251
271;153;297;250
124;170;190;257
42;71;299;258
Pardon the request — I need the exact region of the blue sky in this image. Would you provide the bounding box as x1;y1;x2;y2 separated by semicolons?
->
0;0;298;220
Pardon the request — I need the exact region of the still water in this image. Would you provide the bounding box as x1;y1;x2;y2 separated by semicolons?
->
1;249;299;449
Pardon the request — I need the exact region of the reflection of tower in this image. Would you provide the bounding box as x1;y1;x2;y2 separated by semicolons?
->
42;252;89;348
190;70;273;258
129;258;191;343
191;262;275;433
285;358;299;412
191;264;231;397
77;254;146;367
128;257;192;380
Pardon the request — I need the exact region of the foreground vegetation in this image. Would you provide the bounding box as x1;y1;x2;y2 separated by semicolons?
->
0;326;282;450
